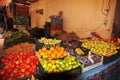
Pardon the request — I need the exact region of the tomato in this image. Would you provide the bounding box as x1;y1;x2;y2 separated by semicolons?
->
15;60;20;65
25;71;31;76
21;69;25;73
31;51;35;55
22;54;27;59
21;65;25;68
14;73;19;79
0;70;5;75
30;62;34;66
16;65;19;69
11;63;16;69
16;54;20;58
4;65;9;70
19;72;22;75
0;51;39;79
8;69;12;74
35;61;39;66
26;65;30;69
31;69;36;74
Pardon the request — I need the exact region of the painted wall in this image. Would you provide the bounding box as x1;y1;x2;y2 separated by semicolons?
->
29;0;117;40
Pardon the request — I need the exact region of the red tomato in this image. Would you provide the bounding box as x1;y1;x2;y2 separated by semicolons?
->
8;69;12;74
16;54;20;58
25;71;31;76
22;54;27;59
31;51;35;55
31;69;36;74
0;70;5;75
35;61;39;66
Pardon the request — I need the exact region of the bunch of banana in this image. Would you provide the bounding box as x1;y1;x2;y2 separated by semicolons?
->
75;48;85;55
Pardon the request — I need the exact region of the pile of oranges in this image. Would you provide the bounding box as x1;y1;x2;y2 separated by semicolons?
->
38;46;68;59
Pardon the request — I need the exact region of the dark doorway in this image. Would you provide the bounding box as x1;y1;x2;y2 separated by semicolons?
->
111;0;120;37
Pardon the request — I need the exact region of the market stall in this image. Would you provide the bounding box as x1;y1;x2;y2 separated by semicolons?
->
0;26;120;80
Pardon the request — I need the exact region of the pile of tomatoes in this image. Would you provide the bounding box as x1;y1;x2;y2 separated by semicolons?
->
0;51;38;80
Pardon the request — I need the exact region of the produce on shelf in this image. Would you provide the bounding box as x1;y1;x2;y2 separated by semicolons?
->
57;32;79;46
38;37;61;48
5;42;35;54
81;39;118;57
65;46;88;57
65;47;76;56
4;27;29;40
4;27;32;49
65;46;102;68
39;55;81;73
38;46;68;59
0;51;38;80
67;40;81;49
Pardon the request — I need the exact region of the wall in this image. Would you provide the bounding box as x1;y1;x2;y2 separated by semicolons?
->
29;0;117;40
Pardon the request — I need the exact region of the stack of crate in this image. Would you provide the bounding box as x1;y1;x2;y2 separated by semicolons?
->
50;11;63;37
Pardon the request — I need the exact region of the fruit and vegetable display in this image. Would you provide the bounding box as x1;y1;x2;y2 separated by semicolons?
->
39;55;81;73
81;39;118;57
0;51;38;80
38;37;61;48
1;28;120;80
5;42;35;54
38;46;68;59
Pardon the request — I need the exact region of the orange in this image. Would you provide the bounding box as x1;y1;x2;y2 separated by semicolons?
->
53;50;58;55
55;46;61;50
47;50;52;55
51;60;56;65
40;52;45;56
43;53;48;58
61;47;64;51
63;51;68;56
48;68;53;73
51;54;56;59
50;47;55;51
42;47;47;51
38;49;42;54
